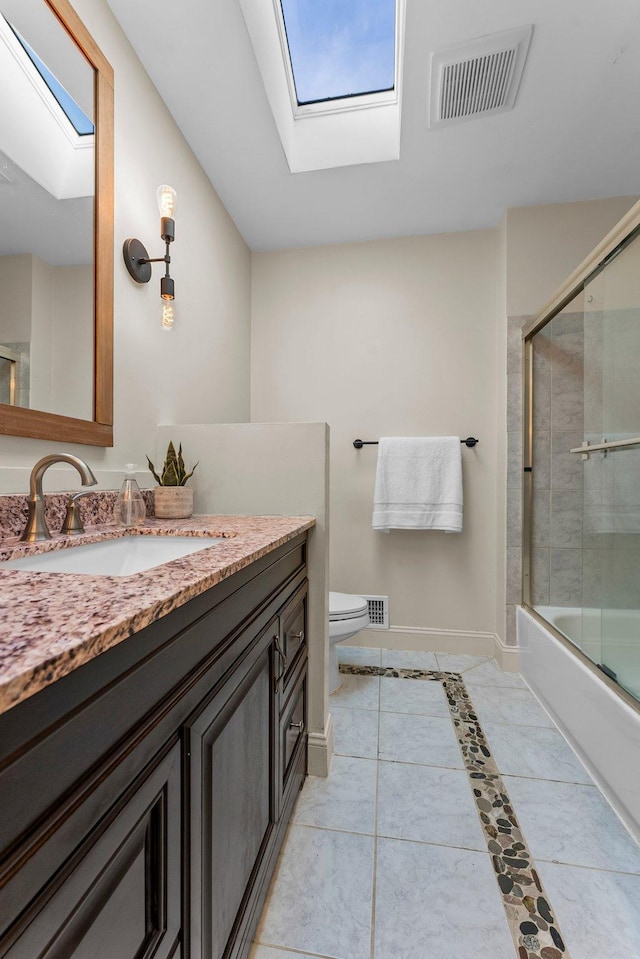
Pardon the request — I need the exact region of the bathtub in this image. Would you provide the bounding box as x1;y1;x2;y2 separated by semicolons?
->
518;605;640;840
536;605;640;700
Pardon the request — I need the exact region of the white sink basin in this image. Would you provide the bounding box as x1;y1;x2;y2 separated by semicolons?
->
3;535;227;577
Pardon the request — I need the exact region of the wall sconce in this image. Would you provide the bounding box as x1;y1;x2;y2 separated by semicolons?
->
123;185;177;330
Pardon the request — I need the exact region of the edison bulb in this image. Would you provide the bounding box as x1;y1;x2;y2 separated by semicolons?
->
156;184;177;218
160;299;176;331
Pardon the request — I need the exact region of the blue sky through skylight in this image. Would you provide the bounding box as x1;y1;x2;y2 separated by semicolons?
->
10;24;94;136
280;0;396;105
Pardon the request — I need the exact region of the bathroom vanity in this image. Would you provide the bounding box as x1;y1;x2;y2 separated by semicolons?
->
0;516;312;959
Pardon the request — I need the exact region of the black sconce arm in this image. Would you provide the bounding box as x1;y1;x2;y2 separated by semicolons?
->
122;186;177;327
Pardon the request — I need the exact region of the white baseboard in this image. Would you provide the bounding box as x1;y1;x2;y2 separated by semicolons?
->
494;634;520;672
307;712;333;777
345;624;521;673
350;624;496;657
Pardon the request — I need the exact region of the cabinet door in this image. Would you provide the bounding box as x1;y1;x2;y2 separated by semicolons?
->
1;742;182;959
187;628;276;959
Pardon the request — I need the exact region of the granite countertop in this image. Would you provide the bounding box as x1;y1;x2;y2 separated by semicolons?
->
0;514;315;716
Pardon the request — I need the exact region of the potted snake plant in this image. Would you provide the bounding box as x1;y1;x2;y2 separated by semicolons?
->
147;441;198;519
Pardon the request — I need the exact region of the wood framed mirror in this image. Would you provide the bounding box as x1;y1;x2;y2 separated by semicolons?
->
0;0;113;446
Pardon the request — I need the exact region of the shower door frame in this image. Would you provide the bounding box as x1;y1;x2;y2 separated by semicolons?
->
521;198;640;715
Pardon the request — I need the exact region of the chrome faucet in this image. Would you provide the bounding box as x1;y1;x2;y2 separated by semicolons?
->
21;454;98;542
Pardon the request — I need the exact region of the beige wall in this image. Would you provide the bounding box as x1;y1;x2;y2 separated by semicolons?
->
51;266;94;420
0;255;32;342
251;231;500;646
0;0;251;490
29;256;54;413
506;196;638;317
18;259;93;419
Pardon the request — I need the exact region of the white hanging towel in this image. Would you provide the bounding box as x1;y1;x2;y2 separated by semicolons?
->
372;437;463;533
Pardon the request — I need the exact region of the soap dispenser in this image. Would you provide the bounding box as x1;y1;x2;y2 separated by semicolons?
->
113;464;146;527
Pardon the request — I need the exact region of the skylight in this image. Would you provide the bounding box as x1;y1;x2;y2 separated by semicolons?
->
238;0;404;172
9;23;94;136
279;0;396;106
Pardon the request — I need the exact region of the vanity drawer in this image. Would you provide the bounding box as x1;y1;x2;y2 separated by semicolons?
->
279;668;306;799
279;582;307;695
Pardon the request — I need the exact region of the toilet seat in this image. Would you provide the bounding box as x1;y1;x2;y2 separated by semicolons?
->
328;592;371;695
329;591;368;622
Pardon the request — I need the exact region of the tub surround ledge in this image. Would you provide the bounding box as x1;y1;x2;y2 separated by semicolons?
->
0;514;315;716
518;605;640;840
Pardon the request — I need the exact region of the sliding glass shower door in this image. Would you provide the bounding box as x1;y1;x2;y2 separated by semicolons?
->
526;224;640;703
583;236;640;700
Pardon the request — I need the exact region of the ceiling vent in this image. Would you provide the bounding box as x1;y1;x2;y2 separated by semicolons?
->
428;25;533;129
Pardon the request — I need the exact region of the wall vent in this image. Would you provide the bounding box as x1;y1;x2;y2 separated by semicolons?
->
362;595;389;630
428;25;533;129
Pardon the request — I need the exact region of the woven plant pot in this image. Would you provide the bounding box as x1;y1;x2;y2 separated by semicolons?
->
154;486;193;519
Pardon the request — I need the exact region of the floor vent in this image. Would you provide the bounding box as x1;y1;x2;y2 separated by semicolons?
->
428;25;533;128
362;595;389;630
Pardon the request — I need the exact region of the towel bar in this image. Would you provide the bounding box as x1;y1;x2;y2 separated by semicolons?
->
353;437;479;449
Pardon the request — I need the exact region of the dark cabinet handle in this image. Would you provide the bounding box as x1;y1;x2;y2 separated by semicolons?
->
274;635;287;692
289;720;304;732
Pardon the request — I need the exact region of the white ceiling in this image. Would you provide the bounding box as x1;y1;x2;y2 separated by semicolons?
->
0;151;92;265
107;0;640;252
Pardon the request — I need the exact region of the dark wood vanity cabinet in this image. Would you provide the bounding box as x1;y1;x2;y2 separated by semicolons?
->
0;535;308;959
0;741;183;959
188;626;276;959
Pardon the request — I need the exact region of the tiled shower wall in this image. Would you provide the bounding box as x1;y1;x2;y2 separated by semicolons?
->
505;311;588;643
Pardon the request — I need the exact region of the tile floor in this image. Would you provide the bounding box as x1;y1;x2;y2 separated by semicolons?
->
252;649;640;959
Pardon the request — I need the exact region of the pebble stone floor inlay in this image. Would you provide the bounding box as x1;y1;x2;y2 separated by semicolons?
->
252;650;640;959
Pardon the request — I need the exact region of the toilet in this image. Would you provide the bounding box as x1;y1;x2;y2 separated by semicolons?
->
329;591;370;693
